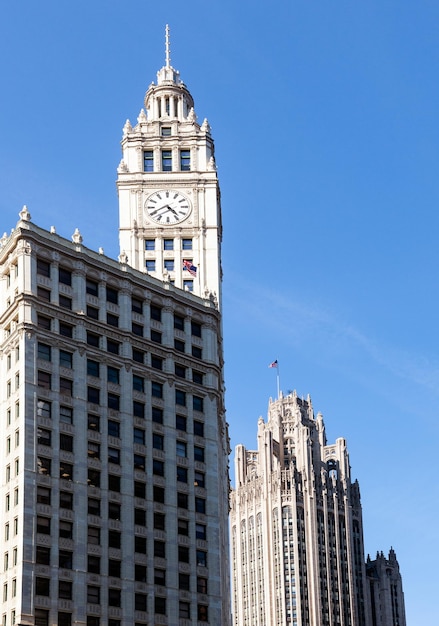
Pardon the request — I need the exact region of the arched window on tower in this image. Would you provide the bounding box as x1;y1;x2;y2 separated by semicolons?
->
327;459;338;481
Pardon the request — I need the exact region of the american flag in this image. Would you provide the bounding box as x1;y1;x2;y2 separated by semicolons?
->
269;360;278;368
183;260;197;277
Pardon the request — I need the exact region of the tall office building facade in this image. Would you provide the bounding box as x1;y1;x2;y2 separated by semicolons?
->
230;391;406;626
0;29;230;626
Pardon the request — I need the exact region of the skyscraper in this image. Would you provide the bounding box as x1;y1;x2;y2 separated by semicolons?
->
230;391;406;626
0;28;230;626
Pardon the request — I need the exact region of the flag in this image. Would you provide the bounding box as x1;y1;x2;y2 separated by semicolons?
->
183;260;197;277
269;360;278;368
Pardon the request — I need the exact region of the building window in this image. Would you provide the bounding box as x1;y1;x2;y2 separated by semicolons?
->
161;126;171;136
183;279;194;291
182;238;192;250
174;339;185;352
194;446;204;463
59;350;73;368
133;401;145;419
196;523;207;540
174;416;187;435
88;526;100;545
88;414;100;431
108;448;120;465
133;348;144;363
153;486;165;504
153;433;164;450
60;434;73;452
108;502;121;520
108;475;121;493
88;498;100;515
108;393;120;410
38;371;51;389
177;493;188;510
37;516;51;534
151;330;162;344
108;530;121;549
107;313;119;327
192;345;202;359
154;568;166;585
180;149;191;171
134;508;146;526
161;150;172;172
152;407;163;424
37;286;51;302
34;610;49;626
179;573;190;591
59;295;72;309
174;314;185;330
58;614;72;626
59;550;73;569
60;521;73;539
36;546;50;565
107;339;120;354
132;296;143;313
194;471;205;488
176;441;187;457
146;259;156;272
144;150;154;172
175;364;186;378
38;343;51;361
151;382;163;398
133;375;144;392
153;459;164;476
60;377;73;396
163;238;174;250
198;604;209;622
87;387;100;405
195;497;206;514
151;305;162;321
87;586;100;604
151;355;163;370
37;486;51;505
60;462;73;480
177;466;188;483
197;577;208;594
178;545;189;562
134;455;146;471
193;396;204;413
87;359;100;377
134;480;146;499
193;370;203;384
132;322;144;336
106;287;118;304
60;491;73;510
108;589;122;606
154;540;166;558
59;322;73;338
86;278;99;296
108;421;120;437
135;536;147;554
60;406;73;424
37;258;51;277
154;511;165;528
155;596;166;615
58;268;72;286
37;429;51;447
109;559;121;577
145;239;155;251
35;577;50;596
135;594;147;612
87;332;101;349
37;457;51;476
87;555;100;574
179;602;191;619
175;389;186;406
135;564;147;582
37;315;51;330
107;366;120;384
164;259;174;271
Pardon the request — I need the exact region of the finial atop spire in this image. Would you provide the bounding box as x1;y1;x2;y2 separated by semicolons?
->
165;24;171;68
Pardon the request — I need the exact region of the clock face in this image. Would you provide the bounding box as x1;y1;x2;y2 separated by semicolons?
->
145;190;191;225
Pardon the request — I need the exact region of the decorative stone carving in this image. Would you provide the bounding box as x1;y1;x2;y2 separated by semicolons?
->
19;205;31;221
72;228;83;244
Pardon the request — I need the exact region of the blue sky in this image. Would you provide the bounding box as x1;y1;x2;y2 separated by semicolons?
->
1;1;438;622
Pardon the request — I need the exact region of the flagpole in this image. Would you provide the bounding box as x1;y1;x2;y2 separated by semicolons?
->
276;361;280;399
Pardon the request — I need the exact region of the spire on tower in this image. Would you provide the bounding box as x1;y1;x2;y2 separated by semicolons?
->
165;24;171;68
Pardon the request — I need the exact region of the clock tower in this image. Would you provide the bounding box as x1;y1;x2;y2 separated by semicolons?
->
117;26;222;308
